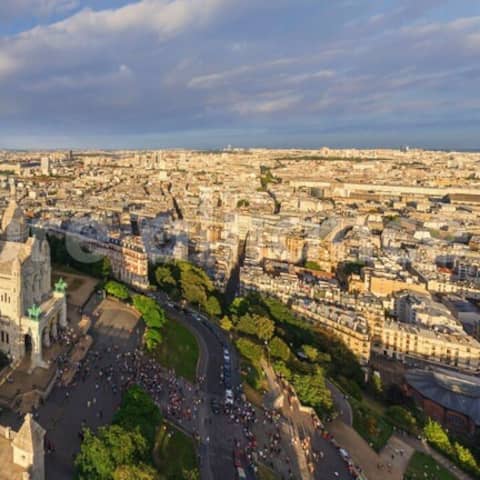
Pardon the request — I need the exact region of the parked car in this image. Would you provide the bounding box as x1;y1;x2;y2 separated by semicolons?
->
225;389;234;406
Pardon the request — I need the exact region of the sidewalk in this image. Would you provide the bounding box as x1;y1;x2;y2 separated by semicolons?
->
261;360;313;480
329;419;404;480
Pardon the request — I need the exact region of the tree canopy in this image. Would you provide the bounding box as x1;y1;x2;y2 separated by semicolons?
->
105;281;129;301
132;295;166;351
113;464;159;480
268;336;291;361
292;367;333;415
74;426;148;480
235;338;263;364
75;387;163;480
154;261;223;317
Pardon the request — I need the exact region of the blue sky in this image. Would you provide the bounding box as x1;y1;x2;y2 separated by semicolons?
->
0;0;479;150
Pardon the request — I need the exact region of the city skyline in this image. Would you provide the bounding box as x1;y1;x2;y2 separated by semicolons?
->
1;0;480;150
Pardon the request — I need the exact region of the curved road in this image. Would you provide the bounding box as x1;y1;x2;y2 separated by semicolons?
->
156;292;357;480
153;292;245;480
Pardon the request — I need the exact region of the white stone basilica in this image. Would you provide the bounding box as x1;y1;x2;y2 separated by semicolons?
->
0;199;66;371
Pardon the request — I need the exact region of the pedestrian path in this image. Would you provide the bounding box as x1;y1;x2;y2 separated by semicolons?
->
329;420;403;480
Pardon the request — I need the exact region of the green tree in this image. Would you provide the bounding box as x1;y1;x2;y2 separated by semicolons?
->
453;442;480;474
101;257;112;279
144;328;162;351
181;277;207;307
273;360;292;380
155;265;177;293
220;316;233;331
235;338;263;364
113;386;161;445
302;344;319;362
105;281;129;301
101;425;148;467
255;316;275;341
424;419;453;455
337;376;362;401
237;314;257;336
269;336;291;361
113;464;159;480
132;295;166;329
75;428;115;480
386;406;417;433
205;296;222;317
229;297;249;317
74;426;147;480
181;469;200;480
291;367;333;414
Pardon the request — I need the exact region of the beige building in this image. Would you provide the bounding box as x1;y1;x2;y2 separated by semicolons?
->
0;200;67;370
350;267;427;297
0;413;46;480
292;302;371;365
374;320;480;372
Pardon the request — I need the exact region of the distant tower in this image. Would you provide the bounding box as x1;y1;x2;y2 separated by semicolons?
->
11;413;46;480
1;198;29;243
40;157;50;176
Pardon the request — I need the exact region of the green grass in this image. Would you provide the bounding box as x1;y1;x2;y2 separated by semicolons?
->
153;317;199;382
361;393;387;416
153;422;199;480
240;358;267;393
404;451;456;480
351;399;393;452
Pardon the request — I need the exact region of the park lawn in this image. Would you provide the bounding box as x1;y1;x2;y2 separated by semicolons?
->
154;316;199;382
240;358;267;394
361;393;387;416
351;399;393;452
404;451;456;480
153;421;198;480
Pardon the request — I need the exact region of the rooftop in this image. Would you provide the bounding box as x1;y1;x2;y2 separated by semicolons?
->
406;368;480;425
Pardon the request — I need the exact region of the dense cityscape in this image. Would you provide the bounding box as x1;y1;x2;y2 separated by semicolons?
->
0;147;479;480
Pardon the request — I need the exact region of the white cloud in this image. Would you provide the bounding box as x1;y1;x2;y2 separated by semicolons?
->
0;0;79;20
232;94;303;115
0;0;479;146
0;0;229;82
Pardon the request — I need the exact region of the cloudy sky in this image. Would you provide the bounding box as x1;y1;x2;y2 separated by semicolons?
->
0;0;479;149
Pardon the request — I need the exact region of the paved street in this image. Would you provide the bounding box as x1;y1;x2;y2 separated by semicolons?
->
37;296;141;480
154;294;247;480
263;362;356;480
327;380;353;426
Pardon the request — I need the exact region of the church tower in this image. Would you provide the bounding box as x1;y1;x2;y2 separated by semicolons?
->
1;199;29;243
11;413;46;480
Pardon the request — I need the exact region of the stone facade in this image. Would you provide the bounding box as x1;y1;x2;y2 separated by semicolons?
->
0;413;45;480
0;199;67;371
